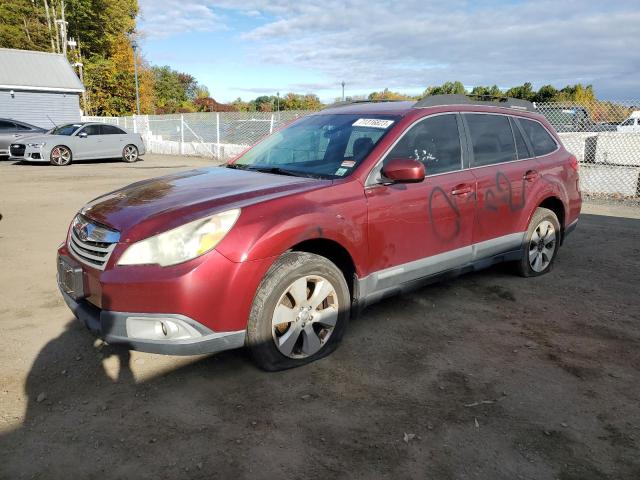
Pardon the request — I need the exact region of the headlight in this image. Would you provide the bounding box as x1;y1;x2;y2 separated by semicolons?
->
27;142;46;148
117;209;240;267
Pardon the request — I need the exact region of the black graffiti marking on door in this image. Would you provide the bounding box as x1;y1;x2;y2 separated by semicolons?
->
485;171;527;212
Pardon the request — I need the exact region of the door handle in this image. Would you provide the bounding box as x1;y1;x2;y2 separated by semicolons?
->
451;184;473;196
523;170;539;182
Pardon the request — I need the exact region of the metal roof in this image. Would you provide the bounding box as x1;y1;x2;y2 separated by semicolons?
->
0;48;84;93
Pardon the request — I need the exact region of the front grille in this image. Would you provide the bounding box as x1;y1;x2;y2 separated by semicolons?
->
67;214;120;270
10;144;25;157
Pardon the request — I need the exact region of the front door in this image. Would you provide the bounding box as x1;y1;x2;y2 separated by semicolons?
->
74;124;104;159
365;113;476;293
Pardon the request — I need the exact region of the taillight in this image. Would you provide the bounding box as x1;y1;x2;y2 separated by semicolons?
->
568;155;579;172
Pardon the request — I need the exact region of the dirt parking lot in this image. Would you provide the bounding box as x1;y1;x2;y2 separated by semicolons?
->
1;154;639;479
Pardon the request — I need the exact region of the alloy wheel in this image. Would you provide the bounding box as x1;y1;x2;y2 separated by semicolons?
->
51;147;71;165
529;220;556;272
271;275;339;359
123;145;138;162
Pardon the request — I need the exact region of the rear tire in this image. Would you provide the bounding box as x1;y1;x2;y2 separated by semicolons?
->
122;144;139;163
516;207;560;277
247;252;350;371
50;146;72;166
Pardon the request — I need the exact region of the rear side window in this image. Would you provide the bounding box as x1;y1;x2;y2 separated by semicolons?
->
386;114;461;175
100;124;126;135
465;114;516;166
15;123;32;131
510;118;532;160
518;118;557;156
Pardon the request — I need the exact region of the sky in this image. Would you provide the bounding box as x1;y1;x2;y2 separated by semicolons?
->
137;0;640;103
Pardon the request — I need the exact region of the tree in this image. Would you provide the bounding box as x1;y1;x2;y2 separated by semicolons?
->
368;88;414;101
469;85;502;97
532;85;558;103
0;0;50;50
505;82;535;100
421;81;466;97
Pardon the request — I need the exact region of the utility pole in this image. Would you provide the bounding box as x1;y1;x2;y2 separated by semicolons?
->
341;81;345;101
131;37;141;115
276;91;280;113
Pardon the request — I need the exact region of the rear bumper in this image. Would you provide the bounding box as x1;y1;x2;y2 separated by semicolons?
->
59;284;246;356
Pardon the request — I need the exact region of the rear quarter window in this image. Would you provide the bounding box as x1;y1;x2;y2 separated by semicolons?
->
518;118;557;156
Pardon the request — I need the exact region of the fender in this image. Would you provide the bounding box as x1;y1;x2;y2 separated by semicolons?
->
215;179;369;276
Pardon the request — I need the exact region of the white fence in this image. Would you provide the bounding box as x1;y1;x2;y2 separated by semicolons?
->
83;111;307;161
84;102;640;198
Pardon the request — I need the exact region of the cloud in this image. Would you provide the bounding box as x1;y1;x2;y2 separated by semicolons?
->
139;0;225;39
140;0;640;98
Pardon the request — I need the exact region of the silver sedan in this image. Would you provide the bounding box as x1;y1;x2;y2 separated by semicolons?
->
9;122;146;166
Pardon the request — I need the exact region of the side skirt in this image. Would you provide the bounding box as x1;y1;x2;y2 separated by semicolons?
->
352;248;523;316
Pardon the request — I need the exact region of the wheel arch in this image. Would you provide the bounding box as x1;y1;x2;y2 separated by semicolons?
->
537;196;566;243
288;238;357;298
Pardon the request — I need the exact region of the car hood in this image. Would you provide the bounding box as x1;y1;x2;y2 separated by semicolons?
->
9;133;49;144
81;166;330;241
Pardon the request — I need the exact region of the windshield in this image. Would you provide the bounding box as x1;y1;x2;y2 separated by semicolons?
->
232;114;399;179
49;124;82;136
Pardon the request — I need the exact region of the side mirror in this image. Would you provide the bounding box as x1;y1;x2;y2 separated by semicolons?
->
381;158;425;183
78;132;88;138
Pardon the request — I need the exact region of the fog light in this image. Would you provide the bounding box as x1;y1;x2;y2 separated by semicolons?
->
126;316;203;341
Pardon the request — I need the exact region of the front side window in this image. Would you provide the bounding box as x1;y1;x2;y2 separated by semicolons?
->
81;125;101;136
233;114;399;179
385;114;462;175
50;124;82;136
466;114;516;166
518;118;557;156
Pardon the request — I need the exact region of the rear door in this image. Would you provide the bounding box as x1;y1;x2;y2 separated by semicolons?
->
365;113;476;291
464;113;540;255
100;124;128;157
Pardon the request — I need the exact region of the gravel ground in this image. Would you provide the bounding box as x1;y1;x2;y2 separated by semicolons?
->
1;154;639;479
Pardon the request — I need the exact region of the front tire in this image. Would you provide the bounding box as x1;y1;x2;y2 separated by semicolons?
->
50;146;72;166
247;252;350;371
122;144;139;163
516;207;561;277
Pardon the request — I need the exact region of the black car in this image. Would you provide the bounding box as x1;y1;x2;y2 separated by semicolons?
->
0;119;47;157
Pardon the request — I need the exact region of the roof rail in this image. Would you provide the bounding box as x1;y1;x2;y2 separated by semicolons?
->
413;94;536;112
324;99;406;109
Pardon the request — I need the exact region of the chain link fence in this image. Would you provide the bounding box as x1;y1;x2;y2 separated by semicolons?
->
84;100;640;198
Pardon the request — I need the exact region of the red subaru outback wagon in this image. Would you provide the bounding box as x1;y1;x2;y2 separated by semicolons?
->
57;95;581;370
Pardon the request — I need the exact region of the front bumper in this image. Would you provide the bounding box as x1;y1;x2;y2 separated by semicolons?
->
10;145;46;162
59;283;246;356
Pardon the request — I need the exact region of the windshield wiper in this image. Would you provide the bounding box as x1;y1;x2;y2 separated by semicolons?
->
246;166;309;177
225;163;249;169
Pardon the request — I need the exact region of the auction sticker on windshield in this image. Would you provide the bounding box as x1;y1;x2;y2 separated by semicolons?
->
352;119;395;129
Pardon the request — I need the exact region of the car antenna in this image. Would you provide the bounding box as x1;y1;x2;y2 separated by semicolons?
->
46;115;58;129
